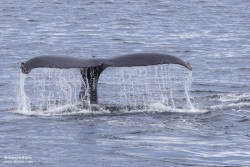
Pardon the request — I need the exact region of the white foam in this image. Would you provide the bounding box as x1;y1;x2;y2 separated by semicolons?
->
206;93;250;111
13;103;111;116
218;93;250;102
148;102;205;113
211;102;250;109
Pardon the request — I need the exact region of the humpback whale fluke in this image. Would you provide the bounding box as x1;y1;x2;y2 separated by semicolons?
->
20;53;192;104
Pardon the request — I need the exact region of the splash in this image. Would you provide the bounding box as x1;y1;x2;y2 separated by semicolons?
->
184;70;194;109
111;65;195;110
16;65;196;115
16;68;82;114
17;71;30;113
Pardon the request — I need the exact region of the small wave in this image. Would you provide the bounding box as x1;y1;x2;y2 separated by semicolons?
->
12;104;110;116
209;102;250;111
237;67;250;71
197;92;250;112
147;103;204;113
11;102;205;116
218;93;250;102
237;118;250;122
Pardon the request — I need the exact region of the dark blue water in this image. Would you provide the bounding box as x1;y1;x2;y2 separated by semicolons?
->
1;0;250;166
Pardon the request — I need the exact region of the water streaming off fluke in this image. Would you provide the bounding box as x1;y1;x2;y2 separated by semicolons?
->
17;65;195;115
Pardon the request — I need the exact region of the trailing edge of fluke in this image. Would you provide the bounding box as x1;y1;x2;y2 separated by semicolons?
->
20;53;191;74
20;53;192;104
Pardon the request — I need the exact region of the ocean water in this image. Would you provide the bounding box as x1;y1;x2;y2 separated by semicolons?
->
1;0;250;166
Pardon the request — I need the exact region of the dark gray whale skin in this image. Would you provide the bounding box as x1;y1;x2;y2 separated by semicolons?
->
21;53;191;74
20;53;192;104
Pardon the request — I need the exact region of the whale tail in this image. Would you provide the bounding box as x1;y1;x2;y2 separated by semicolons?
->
20;53;192;104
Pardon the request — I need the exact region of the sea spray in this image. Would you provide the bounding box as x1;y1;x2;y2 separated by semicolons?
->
17;65;195;114
167;65;175;108
18;68;82;113
113;65;193;109
184;70;194;110
17;71;30;112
